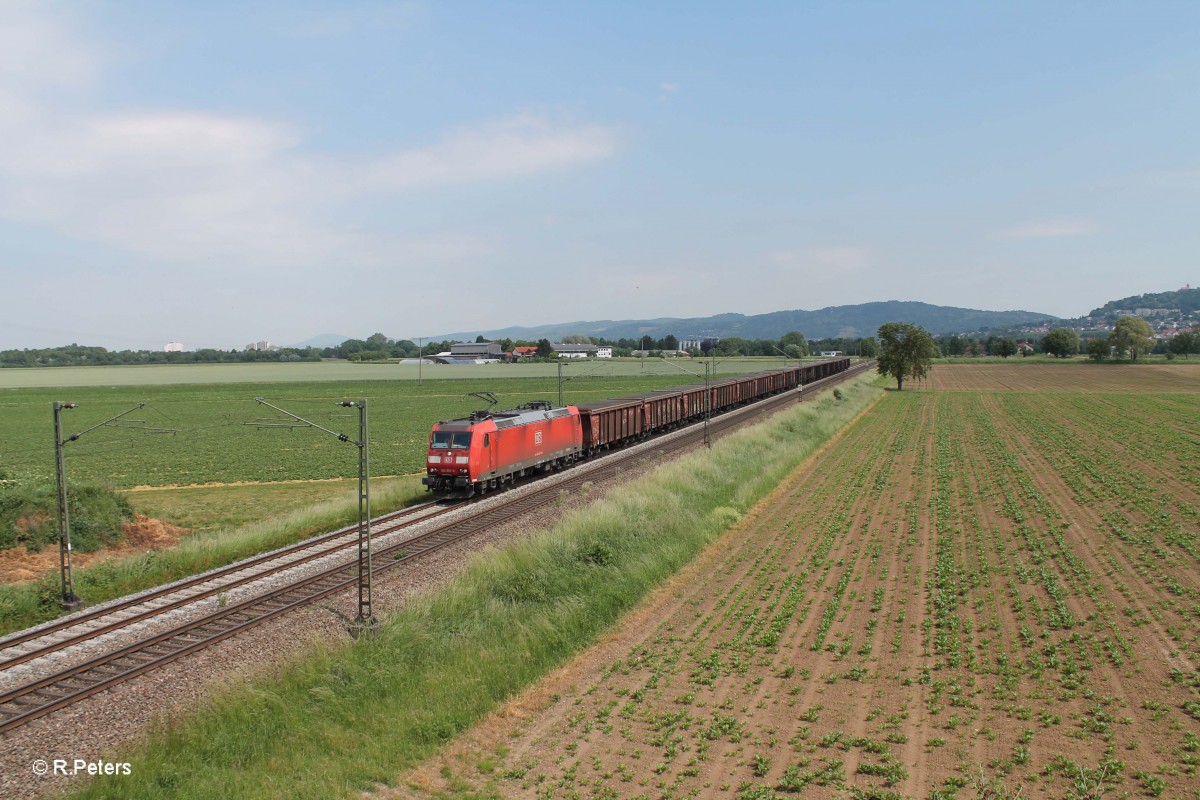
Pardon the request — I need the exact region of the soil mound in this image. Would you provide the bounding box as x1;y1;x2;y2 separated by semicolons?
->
0;515;192;584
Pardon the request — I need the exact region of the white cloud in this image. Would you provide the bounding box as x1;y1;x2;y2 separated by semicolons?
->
0;8;616;269
362;114;616;192
1000;218;1098;239
1;112;300;177
0;3;98;89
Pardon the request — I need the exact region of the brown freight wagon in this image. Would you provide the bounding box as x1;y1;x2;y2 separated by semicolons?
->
576;397;646;452
680;384;707;420
710;375;744;413
638;389;687;431
800;357;850;384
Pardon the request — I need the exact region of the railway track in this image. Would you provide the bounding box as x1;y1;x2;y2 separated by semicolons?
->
0;501;456;674
0;361;872;736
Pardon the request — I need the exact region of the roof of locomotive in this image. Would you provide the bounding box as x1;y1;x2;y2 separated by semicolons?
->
434;402;575;429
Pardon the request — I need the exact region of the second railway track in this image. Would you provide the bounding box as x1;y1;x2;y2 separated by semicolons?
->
0;501;457;676
0;362;873;736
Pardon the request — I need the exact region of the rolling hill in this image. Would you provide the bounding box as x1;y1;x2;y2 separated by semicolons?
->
433;301;1057;343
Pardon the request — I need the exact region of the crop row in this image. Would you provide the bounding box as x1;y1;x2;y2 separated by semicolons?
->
489;386;1200;799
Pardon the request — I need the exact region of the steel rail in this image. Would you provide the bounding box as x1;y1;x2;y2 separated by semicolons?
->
0;502;454;670
0;362;871;735
0;510;489;734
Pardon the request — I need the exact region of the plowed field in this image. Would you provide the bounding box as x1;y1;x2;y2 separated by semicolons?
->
927;363;1200;393
400;378;1200;799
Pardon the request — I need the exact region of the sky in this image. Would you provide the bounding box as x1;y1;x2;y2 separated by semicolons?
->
0;1;1197;351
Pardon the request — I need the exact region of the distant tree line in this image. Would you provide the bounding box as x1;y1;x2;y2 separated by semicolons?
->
8;320;1195;368
2;331;864;368
0;343;324;368
936;319;1199;361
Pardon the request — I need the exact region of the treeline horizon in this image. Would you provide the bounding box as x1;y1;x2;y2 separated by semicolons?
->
4;323;1197;368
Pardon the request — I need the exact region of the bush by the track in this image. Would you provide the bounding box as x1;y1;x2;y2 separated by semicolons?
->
69;373;884;800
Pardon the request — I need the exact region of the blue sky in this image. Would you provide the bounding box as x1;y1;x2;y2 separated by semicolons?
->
0;1;1196;350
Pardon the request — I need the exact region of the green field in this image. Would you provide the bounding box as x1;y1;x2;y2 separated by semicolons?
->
0;359;797;489
66;373;883;800
0;357;784;389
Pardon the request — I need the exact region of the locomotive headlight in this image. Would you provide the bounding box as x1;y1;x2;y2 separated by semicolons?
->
455;456;469;464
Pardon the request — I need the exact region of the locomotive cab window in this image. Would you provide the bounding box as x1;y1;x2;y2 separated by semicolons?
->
432;431;474;449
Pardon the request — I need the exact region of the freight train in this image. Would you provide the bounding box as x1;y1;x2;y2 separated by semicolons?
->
421;358;851;498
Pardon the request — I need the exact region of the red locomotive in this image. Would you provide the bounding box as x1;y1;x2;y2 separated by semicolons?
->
422;359;851;498
423;400;582;497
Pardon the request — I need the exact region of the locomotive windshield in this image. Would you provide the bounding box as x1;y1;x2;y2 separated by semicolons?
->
431;431;472;449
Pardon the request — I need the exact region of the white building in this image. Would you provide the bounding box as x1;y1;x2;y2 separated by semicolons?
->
552;343;614;358
552;343;599;359
163;342;183;352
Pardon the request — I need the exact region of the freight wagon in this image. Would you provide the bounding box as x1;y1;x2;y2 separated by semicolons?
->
423;358;851;498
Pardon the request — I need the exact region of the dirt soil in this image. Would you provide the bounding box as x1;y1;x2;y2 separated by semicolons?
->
0;515;191;584
926;362;1200;392
387;385;1200;799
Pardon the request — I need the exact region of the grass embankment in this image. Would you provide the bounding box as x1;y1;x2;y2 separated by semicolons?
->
69;374;884;800
0;478;425;637
126;479;417;533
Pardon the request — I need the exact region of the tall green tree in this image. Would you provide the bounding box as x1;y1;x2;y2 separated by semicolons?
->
779;331;809;357
876;322;937;391
1041;327;1081;358
714;337;750;356
993;338;1018;358
1110;316;1155;362
1086;336;1110;361
536;338;554;358
1168;331;1196;358
859;336;878;358
941;335;970;357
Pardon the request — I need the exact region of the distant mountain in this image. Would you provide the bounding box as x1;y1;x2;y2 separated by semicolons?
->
432;301;1058;343
288;333;352;348
1088;287;1199;317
